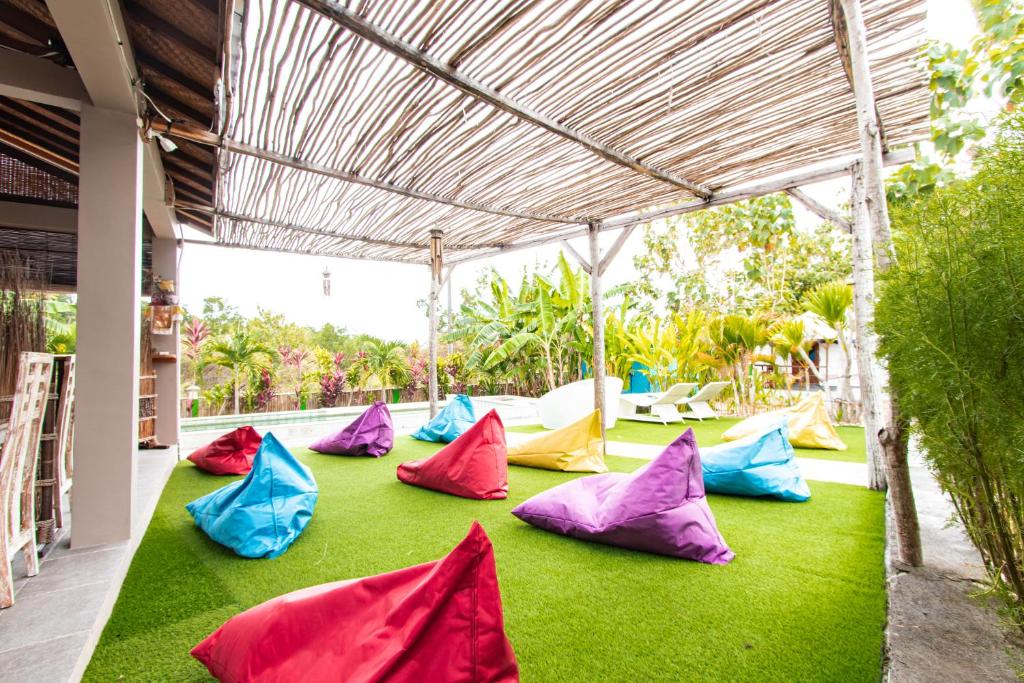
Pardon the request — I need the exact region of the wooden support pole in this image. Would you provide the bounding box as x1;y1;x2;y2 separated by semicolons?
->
293;0;712;199
850;163;886;490
428;229;443;418
588;222;606;444
841;0;921;566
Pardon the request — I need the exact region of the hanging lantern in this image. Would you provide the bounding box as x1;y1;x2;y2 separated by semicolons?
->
322;266;331;296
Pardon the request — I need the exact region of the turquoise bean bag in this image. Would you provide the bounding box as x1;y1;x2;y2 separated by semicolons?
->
186;432;318;558
411;394;476;443
700;424;811;502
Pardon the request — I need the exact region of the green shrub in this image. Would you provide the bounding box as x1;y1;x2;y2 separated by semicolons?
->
877;112;1024;629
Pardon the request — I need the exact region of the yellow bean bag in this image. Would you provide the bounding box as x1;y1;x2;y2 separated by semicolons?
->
721;394;847;451
508;410;608;472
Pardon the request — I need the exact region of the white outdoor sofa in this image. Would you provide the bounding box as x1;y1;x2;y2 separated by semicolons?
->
535;377;623;430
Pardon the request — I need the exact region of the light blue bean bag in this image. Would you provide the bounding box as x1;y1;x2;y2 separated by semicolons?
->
186;432;318;558
411;394;476;443
700;423;811;502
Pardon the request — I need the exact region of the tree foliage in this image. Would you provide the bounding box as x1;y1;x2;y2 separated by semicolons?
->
628;195;851;314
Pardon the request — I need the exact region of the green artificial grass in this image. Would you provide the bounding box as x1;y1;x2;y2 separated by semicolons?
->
86;436;884;682
510;417;867;464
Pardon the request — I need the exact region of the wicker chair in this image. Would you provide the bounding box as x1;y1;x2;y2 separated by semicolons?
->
1;352;53;608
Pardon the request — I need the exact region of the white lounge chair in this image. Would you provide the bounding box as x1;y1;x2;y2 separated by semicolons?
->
680;381;731;420
536;377;623;431
618;382;698;425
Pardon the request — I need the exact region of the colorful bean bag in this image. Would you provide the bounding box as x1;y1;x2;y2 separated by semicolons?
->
411;394;476;443
507;409;607;473
722;393;847;450
309;401;394;457
191;522;519;683
701;424;811;501
187;426;262;475
398;410;508;500
185;432;318;559
511;429;734;564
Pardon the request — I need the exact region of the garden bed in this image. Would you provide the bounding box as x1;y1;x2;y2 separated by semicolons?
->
86;429;883;681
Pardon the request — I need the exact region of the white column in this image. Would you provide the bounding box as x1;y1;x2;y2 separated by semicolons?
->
72;105;142;548
151;237;181;446
588;223;606;440
427;230;442;418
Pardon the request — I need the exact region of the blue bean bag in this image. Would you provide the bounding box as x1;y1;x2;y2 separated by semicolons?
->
700;423;811;502
186;432;318;558
411;394;476;443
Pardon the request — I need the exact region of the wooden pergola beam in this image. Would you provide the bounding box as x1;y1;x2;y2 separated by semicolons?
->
180;238;425;265
561;240;592;275
294;0;713;200
448;149;913;266
154;119;586;225
173;202;431;251
785;188;852;233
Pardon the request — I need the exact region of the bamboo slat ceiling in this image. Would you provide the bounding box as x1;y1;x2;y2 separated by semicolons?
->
210;0;929;264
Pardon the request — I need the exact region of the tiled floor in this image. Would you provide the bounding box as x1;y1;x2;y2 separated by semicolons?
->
0;448;177;683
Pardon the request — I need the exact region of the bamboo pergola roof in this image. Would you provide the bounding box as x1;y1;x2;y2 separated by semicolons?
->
191;0;929;265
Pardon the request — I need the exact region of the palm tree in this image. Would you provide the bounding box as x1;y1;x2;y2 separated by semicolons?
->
804;281;854;407
771;318;832;408
205;329;275;415
357;340;410;402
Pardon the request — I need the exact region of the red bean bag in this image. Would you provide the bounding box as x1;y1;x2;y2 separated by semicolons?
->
187;426;262;475
191;522;520;682
397;409;508;499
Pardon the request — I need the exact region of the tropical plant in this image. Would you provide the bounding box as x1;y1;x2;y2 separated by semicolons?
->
350;340;410;402
771;318;832;410
877;111;1024;630
205;328;275;415
803;280;854;407
182;319;210;383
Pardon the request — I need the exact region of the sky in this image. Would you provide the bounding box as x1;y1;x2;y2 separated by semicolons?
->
176;0;981;343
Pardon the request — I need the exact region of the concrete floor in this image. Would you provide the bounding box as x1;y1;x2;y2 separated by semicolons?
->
885;451;1022;681
0;447;177;683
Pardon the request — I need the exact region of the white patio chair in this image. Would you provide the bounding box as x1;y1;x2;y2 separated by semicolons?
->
1;352;54;608
680;381;731;421
536;377;623;431
618;382;698;425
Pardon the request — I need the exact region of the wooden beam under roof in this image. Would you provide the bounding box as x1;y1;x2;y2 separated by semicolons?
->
294;0;714;200
153;119;588;225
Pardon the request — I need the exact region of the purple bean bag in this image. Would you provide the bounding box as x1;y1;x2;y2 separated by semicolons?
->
309;402;394;457
511;428;734;564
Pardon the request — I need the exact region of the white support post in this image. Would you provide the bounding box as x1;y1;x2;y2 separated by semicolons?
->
151;237;181;446
841;0;921;565
446;266;455;356
428;230;443;418
588;223;606;442
72;105;142;548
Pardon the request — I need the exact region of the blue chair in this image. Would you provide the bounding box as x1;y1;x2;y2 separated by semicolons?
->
700;423;811;502
411;394;476;443
186;432;318;558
